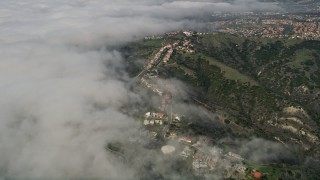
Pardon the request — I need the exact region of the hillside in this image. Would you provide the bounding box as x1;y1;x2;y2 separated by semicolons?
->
124;33;320;178
126;33;320;158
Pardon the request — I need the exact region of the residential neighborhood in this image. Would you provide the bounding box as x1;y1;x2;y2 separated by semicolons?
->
214;13;320;40
128;32;268;179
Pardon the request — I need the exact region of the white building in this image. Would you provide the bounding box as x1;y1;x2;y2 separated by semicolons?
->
180;146;194;158
192;159;208;169
144;120;150;125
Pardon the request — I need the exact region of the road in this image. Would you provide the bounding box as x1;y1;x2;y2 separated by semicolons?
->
131;45;174;137
133;47;170;80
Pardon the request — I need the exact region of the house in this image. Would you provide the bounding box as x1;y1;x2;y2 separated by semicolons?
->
234;163;246;174
155;120;163;125
251;171;262;179
192;159;208;169
145;112;151;118
167;132;177;139
179;137;192;144
207;157;218;170
173;114;182;122
154;112;165;119
183;31;192;37
144;120;150;125
180;146;194;158
227;152;244;161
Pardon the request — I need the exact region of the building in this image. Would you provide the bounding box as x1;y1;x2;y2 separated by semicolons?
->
251;171;262;179
179;137;192;144
155;120;163;125
161;145;176;155
192;159;208;169
180;146;194;158
234;163;246;174
183;31;192;37
173;114;182;122
226;152;244;161
144;112;166;119
154;112;165;119
145;112;151;118
144;119;150;125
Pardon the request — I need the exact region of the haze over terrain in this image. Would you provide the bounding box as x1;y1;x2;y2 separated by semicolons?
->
0;0;304;179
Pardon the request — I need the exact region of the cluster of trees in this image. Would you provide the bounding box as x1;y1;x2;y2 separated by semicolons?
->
170;51;281;131
196;35;320;125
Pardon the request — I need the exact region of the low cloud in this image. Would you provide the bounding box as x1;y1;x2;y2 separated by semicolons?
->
238;138;298;164
0;0;282;178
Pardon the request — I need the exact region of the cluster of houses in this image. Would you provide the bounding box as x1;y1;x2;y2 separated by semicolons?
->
139;33;266;179
159;129;250;178
144;35;163;40
192;150;219;171
225;152;244;161
180;146;194;158
173;39;195;53
143;112;166;126
217;16;320;40
191;147;247;179
168;135;248;178
145;45;172;69
183;31;195;37
143;119;163;126
163;47;173;63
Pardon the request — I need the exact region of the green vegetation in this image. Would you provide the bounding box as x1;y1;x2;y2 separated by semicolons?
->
201;33;244;48
143;39;163;47
125;33;320;175
154;33;320;160
246;164;304;180
128;32;319;137
193;33;320;124
255;165;282;179
179;52;258;85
